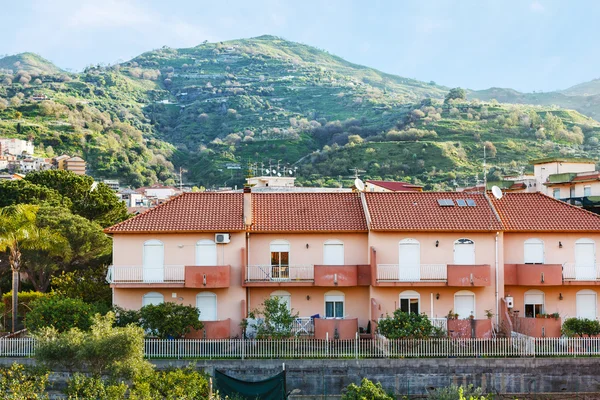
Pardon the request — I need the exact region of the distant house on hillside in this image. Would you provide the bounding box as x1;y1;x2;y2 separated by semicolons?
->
365;180;423;192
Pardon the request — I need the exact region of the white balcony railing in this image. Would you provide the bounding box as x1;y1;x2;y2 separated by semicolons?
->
562;263;600;281
376;264;447;282
246;265;314;282
107;265;185;284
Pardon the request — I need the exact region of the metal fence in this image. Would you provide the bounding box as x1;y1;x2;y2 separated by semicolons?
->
5;335;600;359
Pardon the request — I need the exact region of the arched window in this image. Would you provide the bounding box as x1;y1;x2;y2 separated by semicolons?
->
454;290;475;319
323;240;344;265
324;290;345;319
454;239;475;265
399;290;420;314
270;240;290;279
142;292;164;307
524;238;544;264
577;289;597;320
524;289;545;318
196;292;217;321
575;239;596;280
143;240;164;282
196;239;217;266
399;238;420;281
270;290;291;311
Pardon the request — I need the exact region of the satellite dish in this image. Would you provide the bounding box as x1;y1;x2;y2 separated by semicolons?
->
354;178;365;192
272;170;277;174
264;169;270;175
277;173;281;177
288;170;293;175
491;185;503;199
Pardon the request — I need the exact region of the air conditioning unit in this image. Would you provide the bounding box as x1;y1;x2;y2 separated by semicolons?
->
215;233;230;244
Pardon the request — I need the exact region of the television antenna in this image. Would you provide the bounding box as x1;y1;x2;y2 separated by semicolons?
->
491;185;503;200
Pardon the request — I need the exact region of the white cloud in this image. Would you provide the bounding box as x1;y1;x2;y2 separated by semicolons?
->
530;1;545;13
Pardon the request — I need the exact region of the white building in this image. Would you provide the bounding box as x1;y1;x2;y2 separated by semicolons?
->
0;138;34;156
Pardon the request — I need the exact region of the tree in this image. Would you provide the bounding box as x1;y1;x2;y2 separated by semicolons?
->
377;310;436;339
0;205;68;332
483;141;497;158
25;170;129;227
0;180;70;209
445;87;466;103
26;296;97;333
562;317;600;337
248;296;299;339
51;266;112;309
140;302;203;339
342;378;393;400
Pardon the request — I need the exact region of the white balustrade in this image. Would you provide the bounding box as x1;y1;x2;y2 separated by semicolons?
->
107;265;185;283
562;263;600;281
246;265;314;282
376;264;447;282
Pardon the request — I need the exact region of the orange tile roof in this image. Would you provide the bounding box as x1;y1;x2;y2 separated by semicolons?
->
105;193;244;233
365;192;502;231
250;193;368;232
490;192;600;232
573;172;600;182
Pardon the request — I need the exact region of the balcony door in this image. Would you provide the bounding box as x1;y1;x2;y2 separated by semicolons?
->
575;238;596;280
576;290;597;320
197;292;217;321
270;240;290;280
454;238;475;265
524;238;544;264
399;239;420;281
323;240;344;265
143;240;164;282
196;239;217;266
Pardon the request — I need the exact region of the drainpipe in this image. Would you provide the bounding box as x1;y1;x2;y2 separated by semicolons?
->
430;292;434;319
243;187;252;317
495;232;499;327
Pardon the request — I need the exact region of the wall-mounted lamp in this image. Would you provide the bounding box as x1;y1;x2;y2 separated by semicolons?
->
306;243;309;249
559;293;563;300
306;295;310;301
436;293;440;300
559;241;563;248
334;273;338;285
178;244;184;248
435;240;439;247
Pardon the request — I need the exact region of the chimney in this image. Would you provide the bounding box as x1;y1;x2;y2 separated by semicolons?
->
243;186;252;228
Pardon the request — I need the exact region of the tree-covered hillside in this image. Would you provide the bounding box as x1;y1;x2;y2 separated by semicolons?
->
0;36;599;189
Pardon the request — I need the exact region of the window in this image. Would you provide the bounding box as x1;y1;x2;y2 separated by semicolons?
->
524;238;544;264
196;239;217;266
399;290;420;314
437;199;454;206
270;240;290;279
466;199;476;207
524;290;544;318
570;186;576;198
584;185;592;197
575;238;596;280
196;292;217;321
553;188;560;199
323;240;344;265
270;290;291;311
577;290;597;320
143;240;164;282
142;292;164;307
454;238;475;265
324;290;345;318
456;199;467;207
454;290;475;319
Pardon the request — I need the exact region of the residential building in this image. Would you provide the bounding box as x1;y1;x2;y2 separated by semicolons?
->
137;184;181;201
64;156;86;175
103;179;120;191
105;190;600;340
365;180;423;192
0;138;34;156
52;155;70;170
246;175;296;188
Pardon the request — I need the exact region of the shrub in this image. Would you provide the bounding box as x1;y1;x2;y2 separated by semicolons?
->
342;378;393;400
140;302;203;339
377;310;436;339
26;296;96;333
248;296;298;339
132;366;210;399
51;266;112;310
427;384;491;400
65;373;127;399
3;290;48;322
386;128;437;142
113;306;142;327
562;317;600;337
0;363;49;399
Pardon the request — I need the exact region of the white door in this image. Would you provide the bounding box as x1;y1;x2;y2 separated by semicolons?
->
524;239;544;264
323;242;344;265
399;240;420;281
454;294;475;319
196;240;217;266
577;291;597;320
197;292;217;321
454;239;475;265
576;240;596;280
143;240;164;282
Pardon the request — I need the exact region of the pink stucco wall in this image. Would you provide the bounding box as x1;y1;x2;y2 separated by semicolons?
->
314;318;358;340
503;232;600;266
247;286;371;328
447;319;493;338
511;316;562;338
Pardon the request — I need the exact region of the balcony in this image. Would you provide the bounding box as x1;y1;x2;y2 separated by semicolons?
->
314;318;358;340
504;264;563;286
375;264;447;286
447;264;491;287
107;265;184;287
184;265;231;288
186;319;231;339
313;265;370;287
563;263;600;284
511;315;562;338
245;265;314;286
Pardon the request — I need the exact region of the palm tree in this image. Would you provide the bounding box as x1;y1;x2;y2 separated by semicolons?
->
0;205;68;332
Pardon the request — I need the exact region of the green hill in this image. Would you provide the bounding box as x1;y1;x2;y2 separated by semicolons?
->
0;53;63;76
1;37;600;190
561;78;600;96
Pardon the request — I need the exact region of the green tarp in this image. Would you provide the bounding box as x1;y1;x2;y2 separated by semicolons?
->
214;369;286;400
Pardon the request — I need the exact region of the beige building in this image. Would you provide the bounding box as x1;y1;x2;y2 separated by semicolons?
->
64;156;86;175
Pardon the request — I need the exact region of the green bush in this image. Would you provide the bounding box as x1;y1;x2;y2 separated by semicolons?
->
342;378;394;400
0;363;49;399
65;373;128;399
427;384;491;400
26;296;96;332
3;290;48;322
141;302;203;339
113;306;142;327
51;266;112;310
248;296;299;339
377;310;436;339
131;366;210;399
562;317;600;337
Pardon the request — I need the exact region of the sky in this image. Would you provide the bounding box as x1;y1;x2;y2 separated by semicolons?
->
2;0;599;92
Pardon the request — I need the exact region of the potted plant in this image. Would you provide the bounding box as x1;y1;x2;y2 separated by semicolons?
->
468;314;475;320
551;312;560;320
485;309;493;319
